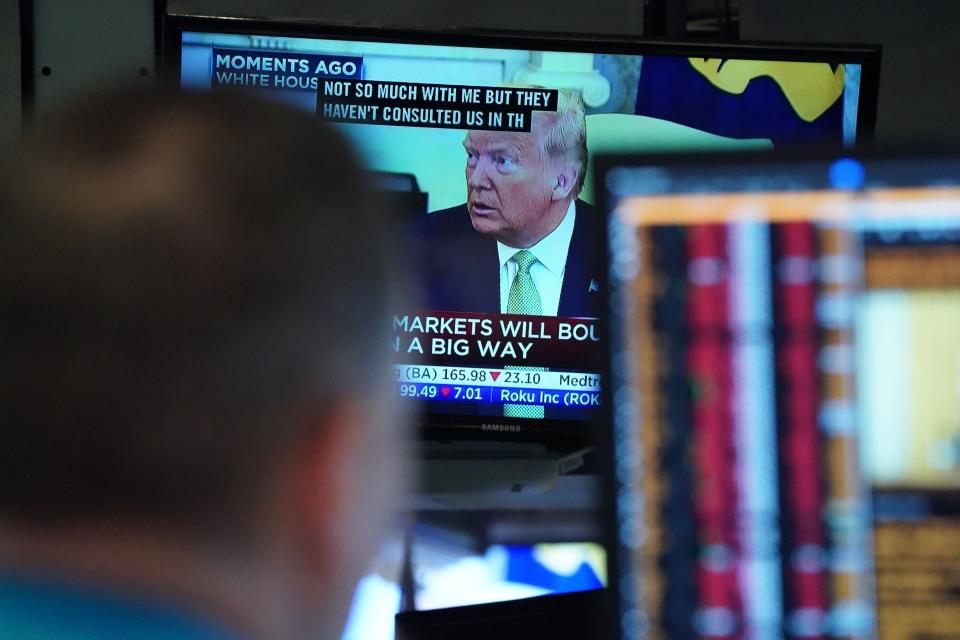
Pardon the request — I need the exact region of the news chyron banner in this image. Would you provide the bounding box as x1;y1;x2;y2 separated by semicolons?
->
210;49;558;130
318;80;556;132
180;32;864;421
393;313;601;414
210;48;362;90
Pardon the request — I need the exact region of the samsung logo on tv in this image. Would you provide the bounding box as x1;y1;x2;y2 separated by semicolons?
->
481;423;522;433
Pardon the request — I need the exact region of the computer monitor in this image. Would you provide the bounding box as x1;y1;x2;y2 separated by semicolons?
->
163;15;879;447
599;151;960;640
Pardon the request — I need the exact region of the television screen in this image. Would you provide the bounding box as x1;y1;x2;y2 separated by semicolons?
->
600;152;960;640
166;19;878;440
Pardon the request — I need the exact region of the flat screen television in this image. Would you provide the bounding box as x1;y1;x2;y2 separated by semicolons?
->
162;15;879;451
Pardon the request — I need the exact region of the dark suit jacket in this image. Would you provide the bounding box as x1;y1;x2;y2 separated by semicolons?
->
408;200;602;420
411;199;602;319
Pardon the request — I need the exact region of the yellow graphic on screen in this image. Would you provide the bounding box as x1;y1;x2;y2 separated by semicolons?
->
533;543;607;586
906;291;960;487
689;58;845;123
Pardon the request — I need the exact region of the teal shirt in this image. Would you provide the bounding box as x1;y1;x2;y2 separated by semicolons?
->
0;572;240;640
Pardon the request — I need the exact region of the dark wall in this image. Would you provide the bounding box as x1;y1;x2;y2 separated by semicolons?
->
167;0;645;35
741;0;960;146
0;0;20;147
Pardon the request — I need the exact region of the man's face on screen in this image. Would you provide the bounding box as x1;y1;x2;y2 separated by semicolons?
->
463;126;557;248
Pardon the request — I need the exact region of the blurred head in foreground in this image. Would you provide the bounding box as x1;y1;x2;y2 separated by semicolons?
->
0;89;408;639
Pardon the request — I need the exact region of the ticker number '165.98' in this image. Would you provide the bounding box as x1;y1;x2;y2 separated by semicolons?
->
439;368;487;382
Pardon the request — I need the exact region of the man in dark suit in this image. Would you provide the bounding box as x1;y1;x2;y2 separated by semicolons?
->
410;90;601;419
414;89;601;320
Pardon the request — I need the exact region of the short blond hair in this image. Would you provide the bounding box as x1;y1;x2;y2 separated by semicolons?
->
535;89;587;197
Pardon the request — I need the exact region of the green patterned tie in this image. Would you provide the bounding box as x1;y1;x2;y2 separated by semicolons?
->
504;250;545;419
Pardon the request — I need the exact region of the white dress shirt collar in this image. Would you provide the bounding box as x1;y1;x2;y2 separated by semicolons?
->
496;200;577;275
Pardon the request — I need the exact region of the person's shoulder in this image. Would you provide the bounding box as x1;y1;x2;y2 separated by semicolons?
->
574;199;597;216
423;203;470;225
430;203;470;217
572;199;600;235
412;203;473;237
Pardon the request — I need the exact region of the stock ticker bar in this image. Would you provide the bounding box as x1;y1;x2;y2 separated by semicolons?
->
395;382;599;408
394;364;601;408
395;364;599;390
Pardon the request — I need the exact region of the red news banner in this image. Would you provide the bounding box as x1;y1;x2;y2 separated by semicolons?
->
393;311;600;369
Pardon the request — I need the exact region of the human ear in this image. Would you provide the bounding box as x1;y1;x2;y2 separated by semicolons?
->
292;394;406;579
551;163;578;201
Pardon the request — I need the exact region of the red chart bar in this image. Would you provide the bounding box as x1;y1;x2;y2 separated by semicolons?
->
772;222;829;639
686;224;743;639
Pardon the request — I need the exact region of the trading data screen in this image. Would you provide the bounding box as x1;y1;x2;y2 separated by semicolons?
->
604;156;960;640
